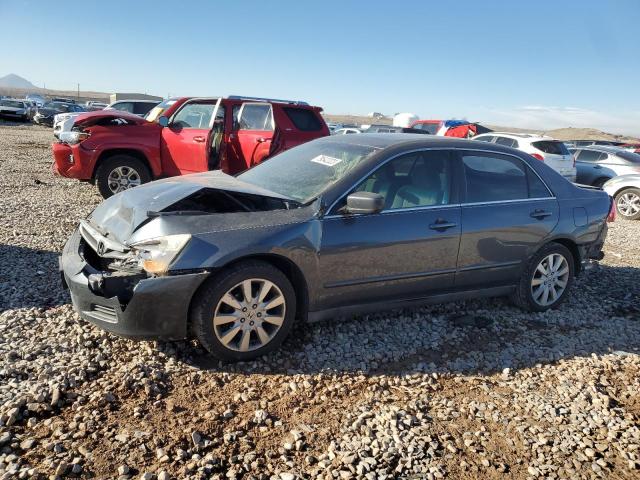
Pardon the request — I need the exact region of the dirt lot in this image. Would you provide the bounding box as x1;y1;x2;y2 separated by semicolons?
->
0;121;639;480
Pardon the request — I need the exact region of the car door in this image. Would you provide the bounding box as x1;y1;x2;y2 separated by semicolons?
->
227;103;275;174
160;100;219;175
317;150;462;310
456;150;558;289
575;150;611;185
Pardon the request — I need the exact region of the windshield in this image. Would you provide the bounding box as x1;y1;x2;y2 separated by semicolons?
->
145;99;177;122
238;140;380;203
0;100;25;108
414;123;440;134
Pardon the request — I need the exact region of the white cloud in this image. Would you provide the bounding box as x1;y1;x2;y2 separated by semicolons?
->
473;105;640;138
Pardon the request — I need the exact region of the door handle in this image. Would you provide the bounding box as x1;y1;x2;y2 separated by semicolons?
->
429;221;457;231
530;209;552;219
256;137;271;143
193;136;206;143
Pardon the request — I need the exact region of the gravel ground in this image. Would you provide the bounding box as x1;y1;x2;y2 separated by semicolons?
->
0;121;639;480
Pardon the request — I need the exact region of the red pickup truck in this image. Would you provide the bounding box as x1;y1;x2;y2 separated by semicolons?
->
52;96;330;197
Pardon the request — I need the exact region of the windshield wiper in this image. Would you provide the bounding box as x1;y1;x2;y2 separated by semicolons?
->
147;210;213;217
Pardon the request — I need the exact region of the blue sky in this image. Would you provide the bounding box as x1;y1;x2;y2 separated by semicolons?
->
1;0;639;134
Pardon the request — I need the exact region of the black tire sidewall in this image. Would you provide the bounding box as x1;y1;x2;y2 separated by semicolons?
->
615;188;640;220
191;261;297;362
95;155;151;199
515;243;575;312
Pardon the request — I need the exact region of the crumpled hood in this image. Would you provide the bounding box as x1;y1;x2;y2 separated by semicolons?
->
88;171;293;244
73;110;145;127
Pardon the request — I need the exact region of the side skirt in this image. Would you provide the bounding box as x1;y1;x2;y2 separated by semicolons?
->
306;286;515;323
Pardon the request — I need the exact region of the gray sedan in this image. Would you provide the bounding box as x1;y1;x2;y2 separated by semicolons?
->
603;174;640;220
571;146;640;187
61;135;612;361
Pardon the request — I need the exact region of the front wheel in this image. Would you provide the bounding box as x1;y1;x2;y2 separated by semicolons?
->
615;188;640;220
190;261;297;361
511;243;574;312
95;155;151;198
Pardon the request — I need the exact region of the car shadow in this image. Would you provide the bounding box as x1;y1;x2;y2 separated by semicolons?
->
172;263;640;377
0;244;69;311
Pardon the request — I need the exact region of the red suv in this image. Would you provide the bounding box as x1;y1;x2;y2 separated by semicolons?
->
52;96;329;197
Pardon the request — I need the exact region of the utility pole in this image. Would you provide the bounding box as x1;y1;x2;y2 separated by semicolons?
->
77;83;80;99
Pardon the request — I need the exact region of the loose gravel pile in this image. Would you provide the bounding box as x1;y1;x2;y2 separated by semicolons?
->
0;122;639;479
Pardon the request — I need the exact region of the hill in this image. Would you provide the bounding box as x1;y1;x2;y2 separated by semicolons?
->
0;73;37;90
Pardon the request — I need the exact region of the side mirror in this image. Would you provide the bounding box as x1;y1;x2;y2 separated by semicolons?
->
344;191;384;215
158;116;169;127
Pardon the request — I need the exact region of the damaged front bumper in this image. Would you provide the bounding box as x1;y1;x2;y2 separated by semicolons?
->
60;229;208;340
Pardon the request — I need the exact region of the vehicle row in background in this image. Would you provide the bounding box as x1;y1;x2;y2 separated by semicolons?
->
571;145;640;187
473;132;576;182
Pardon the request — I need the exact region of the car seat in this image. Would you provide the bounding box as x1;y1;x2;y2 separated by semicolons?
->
391;158;447;208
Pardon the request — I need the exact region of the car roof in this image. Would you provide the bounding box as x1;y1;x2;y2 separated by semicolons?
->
572;145;628;153
314;132;516;151
477;132;553;140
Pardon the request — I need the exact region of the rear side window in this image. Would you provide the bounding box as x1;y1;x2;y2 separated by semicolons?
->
532;141;570;155
237;103;274;131
283;107;322;131
577;150;605;162
495;137;518;148
462;153;549;202
475;135;495;143
133;102;156;115
112;102;134;113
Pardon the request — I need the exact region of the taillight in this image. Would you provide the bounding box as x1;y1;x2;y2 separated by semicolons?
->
531;153;544;162
607;198;616;222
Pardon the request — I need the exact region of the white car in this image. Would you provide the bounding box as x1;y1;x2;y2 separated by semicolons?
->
603;174;640;220
474;132;576;182
332;127;361;135
53;99;161;138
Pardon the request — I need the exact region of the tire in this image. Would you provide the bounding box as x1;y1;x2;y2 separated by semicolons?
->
95;155;151;199
614;187;640;220
511;243;575;312
593;177;610;188
190;261;297;362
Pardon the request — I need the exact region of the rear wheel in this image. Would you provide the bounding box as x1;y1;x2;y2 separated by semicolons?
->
190;261;297;361
511;243;574;312
615;187;640;220
95;155;151;198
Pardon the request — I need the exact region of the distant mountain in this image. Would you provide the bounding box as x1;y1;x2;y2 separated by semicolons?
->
0;74;38;90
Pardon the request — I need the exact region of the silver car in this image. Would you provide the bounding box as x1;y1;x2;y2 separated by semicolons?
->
570;146;640;187
603;174;640;220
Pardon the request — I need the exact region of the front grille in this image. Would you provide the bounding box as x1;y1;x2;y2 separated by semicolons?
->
88;304;118;323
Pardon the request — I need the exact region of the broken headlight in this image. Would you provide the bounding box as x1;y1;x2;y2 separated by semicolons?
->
129;234;191;275
59;130;90;145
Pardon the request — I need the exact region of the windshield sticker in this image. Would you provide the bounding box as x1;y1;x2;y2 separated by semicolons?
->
310;155;343;167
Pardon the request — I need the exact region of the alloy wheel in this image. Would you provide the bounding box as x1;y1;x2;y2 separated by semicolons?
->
531;253;570;307
617;192;640;217
107;166;142;194
213;278;286;352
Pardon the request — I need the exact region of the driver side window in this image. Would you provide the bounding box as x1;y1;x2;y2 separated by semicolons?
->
171;103;215;129
333;151;453;213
